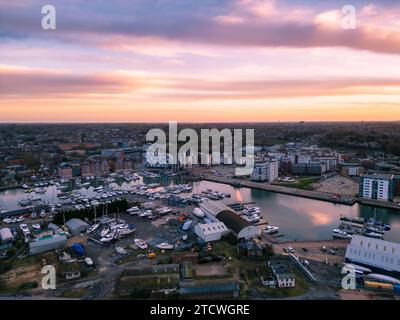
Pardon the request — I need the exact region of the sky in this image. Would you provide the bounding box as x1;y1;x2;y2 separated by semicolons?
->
0;0;400;122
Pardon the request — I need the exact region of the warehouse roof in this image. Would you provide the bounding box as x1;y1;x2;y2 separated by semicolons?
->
65;218;89;234
197;222;228;235
199;199;234;216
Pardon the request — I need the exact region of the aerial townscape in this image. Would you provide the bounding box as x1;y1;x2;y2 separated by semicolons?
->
1;0;400;309
0;122;400;300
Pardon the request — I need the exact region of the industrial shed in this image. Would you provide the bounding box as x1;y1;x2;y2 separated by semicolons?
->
65;218;89;235
29;234;67;254
0;228;14;243
199;199;260;239
216;210;260;240
180;280;239;299
345;235;400;275
194;222;229;242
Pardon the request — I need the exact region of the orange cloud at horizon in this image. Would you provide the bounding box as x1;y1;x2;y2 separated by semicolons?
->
1;1;400;122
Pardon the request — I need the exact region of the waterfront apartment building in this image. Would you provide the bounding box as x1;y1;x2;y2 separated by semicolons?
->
359;173;398;202
251;160;279;182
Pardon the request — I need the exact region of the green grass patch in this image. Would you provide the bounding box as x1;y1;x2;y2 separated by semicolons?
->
273;177;320;190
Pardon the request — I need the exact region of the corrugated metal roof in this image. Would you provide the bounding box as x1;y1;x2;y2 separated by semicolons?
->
199;199;232;216
180;281;238;295
345;235;400;273
198;222;228;235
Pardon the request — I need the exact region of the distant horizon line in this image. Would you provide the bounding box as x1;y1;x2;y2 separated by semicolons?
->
0;120;400;125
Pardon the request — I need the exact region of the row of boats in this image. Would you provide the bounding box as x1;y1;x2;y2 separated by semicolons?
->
127;205;172;219
200;189;231;201
234;205;280;234
238;205;263;223
332;215;391;240
87;219;136;243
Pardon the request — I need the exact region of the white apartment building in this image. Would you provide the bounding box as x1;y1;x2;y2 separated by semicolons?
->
360;173;395;201
297;154;311;164
251;160;279;182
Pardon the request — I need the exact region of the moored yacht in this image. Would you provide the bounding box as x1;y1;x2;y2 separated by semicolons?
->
332;228;352;239
264;226;279;234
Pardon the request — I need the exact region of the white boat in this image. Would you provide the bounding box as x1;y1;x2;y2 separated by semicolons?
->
31;212;37;219
2;218;12;224
332;229;352;239
343;263;371;274
363;230;384;239
32;224;41;230
116;223;129;229
193;208;205;218
366;273;400;285
116;246;127;255
100;234;114;242
264;226;279;234
127;206;140;215
85;257;94;266
100;227;110;237
87;223;100;233
158;207;172;215
366;225;385;234
182;220;193;231
139;210;152;218
156;242;174;250
243;215;260;223
134;238;148;249
19;223;30;235
39;210;47;218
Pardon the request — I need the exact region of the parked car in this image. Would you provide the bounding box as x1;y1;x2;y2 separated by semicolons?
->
287;246;295;253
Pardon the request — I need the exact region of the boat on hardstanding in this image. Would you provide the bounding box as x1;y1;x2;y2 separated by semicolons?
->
127;206;140;215
157;207;172;215
100;232;115;243
87;223;100;234
193;208;205;218
182;220;193;231
156;242;174;250
134;238;148;249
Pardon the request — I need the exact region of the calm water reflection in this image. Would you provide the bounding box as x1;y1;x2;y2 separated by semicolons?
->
192;181;400;242
1;179;400;242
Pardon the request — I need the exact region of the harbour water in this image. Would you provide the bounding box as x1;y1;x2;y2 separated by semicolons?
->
1;178;400;242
